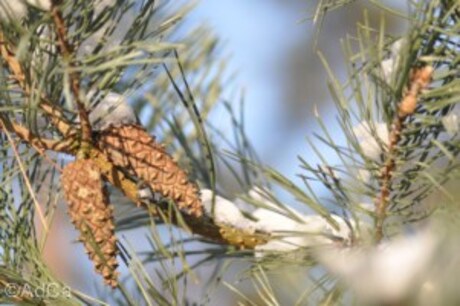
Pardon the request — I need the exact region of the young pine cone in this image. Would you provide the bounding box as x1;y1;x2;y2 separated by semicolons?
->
96;124;203;217
61;159;119;288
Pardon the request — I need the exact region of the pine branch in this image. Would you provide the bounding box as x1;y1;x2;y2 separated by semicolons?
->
0;119;74;153
0;28;269;250
0;116;269;249
0;32;74;136
375;65;433;241
2;0;455;303
50;2;92;154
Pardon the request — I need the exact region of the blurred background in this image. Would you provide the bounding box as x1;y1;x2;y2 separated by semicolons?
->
41;0;410;304
191;0;405;179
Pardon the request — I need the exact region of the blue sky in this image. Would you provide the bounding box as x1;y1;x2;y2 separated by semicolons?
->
189;1;406;181
190;1;321;177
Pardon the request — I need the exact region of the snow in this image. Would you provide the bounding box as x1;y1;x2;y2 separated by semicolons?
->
88;91;139;131
200;189;256;232
353;121;389;160
199;187;357;257
247;187;355;256
381;38;405;84
316;230;437;303
442;112;459;136
27;0;51;11
0;0;51;23
0;1;27;22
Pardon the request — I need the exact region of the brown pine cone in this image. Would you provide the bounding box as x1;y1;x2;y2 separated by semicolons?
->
96;124;203;217
61;159;119;288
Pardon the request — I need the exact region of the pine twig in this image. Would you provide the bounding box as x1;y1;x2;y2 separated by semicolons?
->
50;2;92;154
0;32;75;136
0;119;75;153
0;119;69;172
375;65;433;242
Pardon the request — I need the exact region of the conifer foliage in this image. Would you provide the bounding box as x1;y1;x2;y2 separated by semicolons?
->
0;0;458;305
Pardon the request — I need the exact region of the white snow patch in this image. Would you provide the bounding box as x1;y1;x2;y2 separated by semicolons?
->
201;189;256;232
316;230;436;303
442;112;459;136
88;91;138;131
353;121;389;160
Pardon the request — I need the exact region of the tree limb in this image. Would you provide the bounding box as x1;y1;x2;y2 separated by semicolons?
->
0;26;269;250
375;66;433;242
51;3;93;151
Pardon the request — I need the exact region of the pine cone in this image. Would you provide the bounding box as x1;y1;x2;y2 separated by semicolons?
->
61;159;119;288
96;124;203;217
